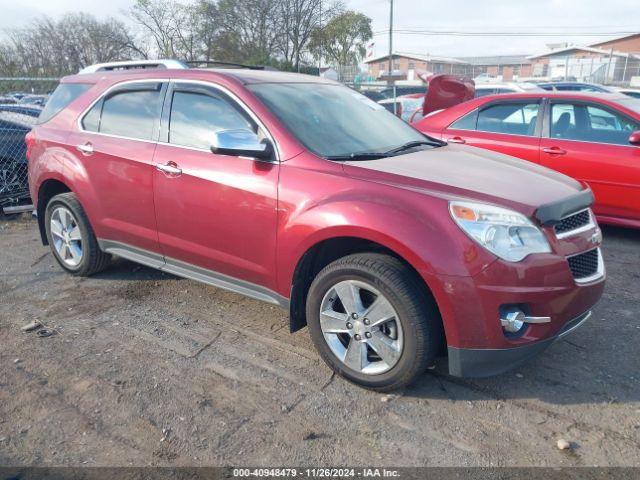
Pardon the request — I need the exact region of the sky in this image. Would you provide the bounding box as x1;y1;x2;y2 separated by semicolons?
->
0;0;637;58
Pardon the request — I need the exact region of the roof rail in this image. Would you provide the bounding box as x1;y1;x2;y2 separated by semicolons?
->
78;59;189;74
184;60;271;71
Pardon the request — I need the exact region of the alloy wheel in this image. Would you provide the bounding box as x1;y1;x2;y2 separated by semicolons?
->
319;280;404;375
50;206;84;267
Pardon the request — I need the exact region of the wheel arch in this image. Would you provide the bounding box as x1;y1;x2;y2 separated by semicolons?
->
36;179;72;245
288;235;445;349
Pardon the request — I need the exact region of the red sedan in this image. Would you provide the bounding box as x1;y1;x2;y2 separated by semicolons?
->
415;92;640;228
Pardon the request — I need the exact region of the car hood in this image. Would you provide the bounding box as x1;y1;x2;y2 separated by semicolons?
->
343;144;585;214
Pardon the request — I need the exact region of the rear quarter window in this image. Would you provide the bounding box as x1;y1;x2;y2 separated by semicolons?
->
450;109;478;130
38;83;92;124
81;85;163;141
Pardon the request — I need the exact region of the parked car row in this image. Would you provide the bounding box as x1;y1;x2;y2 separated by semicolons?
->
415;91;640;229
358;79;640;232
533;81;640;99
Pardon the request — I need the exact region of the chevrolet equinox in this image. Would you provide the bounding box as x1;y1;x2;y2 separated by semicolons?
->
27;61;605;391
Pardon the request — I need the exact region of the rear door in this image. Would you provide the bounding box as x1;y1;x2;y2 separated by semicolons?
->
68;81;166;255
540;100;640;223
442;99;543;164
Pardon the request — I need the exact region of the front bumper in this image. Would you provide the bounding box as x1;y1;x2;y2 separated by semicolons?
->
447;310;592;377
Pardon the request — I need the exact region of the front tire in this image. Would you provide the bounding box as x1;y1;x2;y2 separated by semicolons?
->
44;192;110;276
306;253;443;391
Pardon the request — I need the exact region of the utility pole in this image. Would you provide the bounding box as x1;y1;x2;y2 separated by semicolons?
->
318;0;323;75
605;47;614;84
623;53;629;84
388;0;396;114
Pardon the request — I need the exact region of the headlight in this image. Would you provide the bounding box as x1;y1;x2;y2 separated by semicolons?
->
449;201;551;262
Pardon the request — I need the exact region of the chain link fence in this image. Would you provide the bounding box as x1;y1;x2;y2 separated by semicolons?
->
526;53;640;85
362;53;640;87
0;78;55;209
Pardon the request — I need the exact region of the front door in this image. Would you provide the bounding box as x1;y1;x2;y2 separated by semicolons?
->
152;82;279;290
540;100;640;223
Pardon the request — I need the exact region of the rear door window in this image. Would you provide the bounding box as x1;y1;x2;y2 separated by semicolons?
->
38;83;91;124
476;102;540;136
585;105;638;145
82;83;164;141
550;102;639;145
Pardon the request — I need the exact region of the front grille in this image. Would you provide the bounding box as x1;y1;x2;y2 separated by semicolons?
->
554;209;591;236
567;248;600;281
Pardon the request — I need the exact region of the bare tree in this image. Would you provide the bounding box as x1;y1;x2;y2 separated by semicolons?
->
215;0;282;65
130;0;177;58
130;0;212;61
194;0;221;62
0;0;370;78
2;13;142;77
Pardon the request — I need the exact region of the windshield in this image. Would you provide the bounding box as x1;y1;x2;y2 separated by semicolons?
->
248;83;435;158
616;97;640;116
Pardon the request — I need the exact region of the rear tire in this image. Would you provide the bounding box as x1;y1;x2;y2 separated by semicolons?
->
306;253;443;391
44;192;110;276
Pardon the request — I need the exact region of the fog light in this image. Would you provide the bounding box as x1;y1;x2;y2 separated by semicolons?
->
501;310;526;333
500;309;552;333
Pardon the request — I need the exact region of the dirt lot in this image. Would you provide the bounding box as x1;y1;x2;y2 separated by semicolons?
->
0;214;639;467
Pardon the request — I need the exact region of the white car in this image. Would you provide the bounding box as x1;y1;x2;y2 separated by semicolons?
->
474;82;544;98
614;88;640;99
378;95;424;122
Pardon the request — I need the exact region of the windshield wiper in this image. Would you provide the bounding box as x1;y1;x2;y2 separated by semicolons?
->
325;152;390;161
385;140;443;155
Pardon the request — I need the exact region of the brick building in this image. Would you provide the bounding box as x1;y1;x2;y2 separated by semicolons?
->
364;53;534;82
457;55;533;81
362;33;640;85
591;33;640;55
364;53;470;80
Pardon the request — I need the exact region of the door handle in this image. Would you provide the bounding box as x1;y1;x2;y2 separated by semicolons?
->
543;147;567;155
76;142;94;155
448;136;466;144
156;162;182;176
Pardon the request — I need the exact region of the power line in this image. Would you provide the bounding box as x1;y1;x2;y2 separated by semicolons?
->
372;29;639;37
374;25;640;30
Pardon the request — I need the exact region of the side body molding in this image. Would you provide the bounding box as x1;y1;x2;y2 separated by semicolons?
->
98;240;290;308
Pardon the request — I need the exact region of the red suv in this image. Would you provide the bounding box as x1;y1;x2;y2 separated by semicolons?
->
27;62;605;391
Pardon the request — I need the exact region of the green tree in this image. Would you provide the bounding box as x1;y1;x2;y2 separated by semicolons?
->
309;10;372;66
215;0;281;65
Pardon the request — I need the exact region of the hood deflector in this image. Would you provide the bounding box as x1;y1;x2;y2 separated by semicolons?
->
535;189;594;226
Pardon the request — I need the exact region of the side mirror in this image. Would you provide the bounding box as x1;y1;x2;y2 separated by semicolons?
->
211;129;273;160
629;130;640;146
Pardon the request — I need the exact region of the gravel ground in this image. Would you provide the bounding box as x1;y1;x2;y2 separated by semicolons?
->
0;214;639;467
